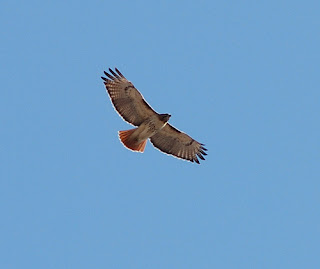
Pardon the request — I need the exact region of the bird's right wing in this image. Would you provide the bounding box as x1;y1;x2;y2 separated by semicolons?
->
102;68;157;126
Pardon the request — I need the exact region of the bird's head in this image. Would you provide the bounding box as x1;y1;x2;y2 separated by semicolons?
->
159;113;171;123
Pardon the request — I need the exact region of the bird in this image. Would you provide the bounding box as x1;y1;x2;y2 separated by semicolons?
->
101;68;207;164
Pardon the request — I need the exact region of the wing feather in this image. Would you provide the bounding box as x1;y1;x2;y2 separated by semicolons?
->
150;124;207;164
102;68;157;126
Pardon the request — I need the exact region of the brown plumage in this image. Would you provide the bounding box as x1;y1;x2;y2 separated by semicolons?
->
101;68;207;164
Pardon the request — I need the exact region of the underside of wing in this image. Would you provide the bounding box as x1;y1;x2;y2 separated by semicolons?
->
101;68;157;126
150;124;207;164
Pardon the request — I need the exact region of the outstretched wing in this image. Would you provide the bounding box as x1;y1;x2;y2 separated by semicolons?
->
150;124;207;164
101;68;157;126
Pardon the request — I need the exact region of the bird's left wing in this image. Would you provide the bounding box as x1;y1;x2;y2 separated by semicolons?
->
102;68;157;126
150;124;207;164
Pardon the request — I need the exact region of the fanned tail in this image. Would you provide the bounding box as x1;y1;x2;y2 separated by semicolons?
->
118;129;147;153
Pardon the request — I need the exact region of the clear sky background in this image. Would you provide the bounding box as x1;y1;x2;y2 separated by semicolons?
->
1;0;319;268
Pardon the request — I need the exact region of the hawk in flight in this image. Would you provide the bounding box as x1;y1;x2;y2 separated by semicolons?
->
101;68;207;164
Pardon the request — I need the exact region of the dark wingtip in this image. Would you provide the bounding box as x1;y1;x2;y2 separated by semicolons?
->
200;143;208;150
115;67;124;78
200;149;207;155
109;68;120;78
104;70;115;80
101;76;107;81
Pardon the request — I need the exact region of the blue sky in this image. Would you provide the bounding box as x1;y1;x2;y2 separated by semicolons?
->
1;0;319;268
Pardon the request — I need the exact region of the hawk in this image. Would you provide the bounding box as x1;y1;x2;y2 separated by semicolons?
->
101;68;207;164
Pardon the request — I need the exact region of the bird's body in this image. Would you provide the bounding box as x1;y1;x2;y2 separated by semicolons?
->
119;114;170;152
101;68;207;164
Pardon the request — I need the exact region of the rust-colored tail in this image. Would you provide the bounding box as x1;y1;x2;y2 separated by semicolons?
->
118;129;147;153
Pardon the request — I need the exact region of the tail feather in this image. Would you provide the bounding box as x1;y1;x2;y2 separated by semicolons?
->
118;129;147;153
